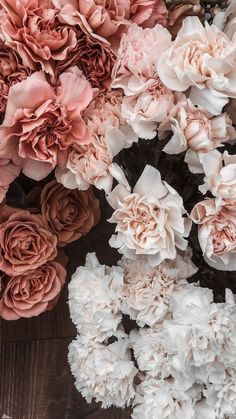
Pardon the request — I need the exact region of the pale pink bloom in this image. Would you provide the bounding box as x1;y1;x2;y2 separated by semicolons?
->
121;81;179;140
107;165;191;266
130;0;167;28
0;67;93;181
53;0;130;47
111;23;171;96
200;150;236;200
83;88;138;146
191;198;236;270
56;128;129;194
159;99;235;173
119;250;196;327
157;17;236;115
1;0;77;76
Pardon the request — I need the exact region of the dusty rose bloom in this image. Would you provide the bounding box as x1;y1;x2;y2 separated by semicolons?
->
55;28;116;88
200;150;236;200
0;67;93;181
0;159;21;202
0;260;66;320
41;180;101;247
159;99;235;173
130;0;167;28
191;198;236;270
0;206;58;276
168;2;204;38
54;0;130;46
158;17;236;115
1;0;77;76
0;40;30;113
111;23;171;95
107;165;191;266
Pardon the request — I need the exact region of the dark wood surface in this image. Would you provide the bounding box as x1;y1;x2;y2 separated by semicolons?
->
0;210;130;419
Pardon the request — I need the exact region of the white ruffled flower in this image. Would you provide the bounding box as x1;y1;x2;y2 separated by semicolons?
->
68;336;138;408
68;253;124;341
132;376;201;419
204;367;236;419
119;250;196;327
159;285;236;372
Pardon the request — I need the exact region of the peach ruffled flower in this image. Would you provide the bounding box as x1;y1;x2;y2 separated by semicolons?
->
111;23;171;96
1;0;77;76
41;180;101;247
159;99;235;173
0;206;58;276
0;67;93;181
199;150;236;200
130;0;168;28
107;165;191;266
0;260;66;320
157;17;236;115
191;198;236;271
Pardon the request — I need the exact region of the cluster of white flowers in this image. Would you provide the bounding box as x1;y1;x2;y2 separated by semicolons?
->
68;251;236;418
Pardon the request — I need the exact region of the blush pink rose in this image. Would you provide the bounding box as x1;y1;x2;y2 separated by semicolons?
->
1;0;77;76
111;23;171;96
159;99;235;173
0;206;58;276
0;67;93;180
157;17;236;115
53;0;130;46
55;28;116;88
0;260;66;320
41;180;101;246
191;198;236;271
107;165;191;266
199;150;236;200
130;0;167;28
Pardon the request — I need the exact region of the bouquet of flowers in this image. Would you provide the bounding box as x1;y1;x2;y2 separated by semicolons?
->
1;0;236;417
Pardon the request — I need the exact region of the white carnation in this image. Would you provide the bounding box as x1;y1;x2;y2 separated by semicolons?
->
68;336;138;409
68;253;124;341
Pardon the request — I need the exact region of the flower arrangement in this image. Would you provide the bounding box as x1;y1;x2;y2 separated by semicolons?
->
1;0;236;417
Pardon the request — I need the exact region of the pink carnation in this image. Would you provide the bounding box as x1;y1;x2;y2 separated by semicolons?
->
159;99;235;173
191;198;236;271
107;165;191;266
1;0;77;76
111;23;171;96
0;67;93;181
157;17;236;115
130;0;167;28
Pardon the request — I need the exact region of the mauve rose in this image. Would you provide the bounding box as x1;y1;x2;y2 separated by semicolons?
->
55;28;115;88
53;0;130;46
0;40;30;113
0;260;66;320
41;180;101;247
191;198;236;271
158;17;236;115
0;67;93;181
130;0;167;28
1;0;77;76
0;206;58;275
